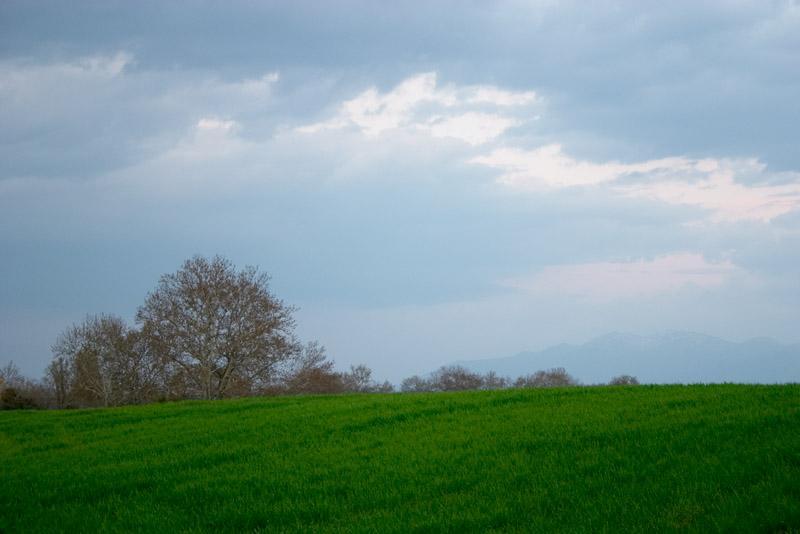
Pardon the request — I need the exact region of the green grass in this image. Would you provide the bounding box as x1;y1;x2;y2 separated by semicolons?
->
1;385;799;533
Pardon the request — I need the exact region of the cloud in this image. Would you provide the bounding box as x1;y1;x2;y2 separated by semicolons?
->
196;117;238;132
465;86;538;106
620;162;800;223
172;117;246;160
296;73;447;135
426;113;520;146
473;144;800;222
502;253;744;300
77;52;134;76
296;72;536;145
3;2;800;381
0;51;135;81
471;144;693;188
0;53;280;179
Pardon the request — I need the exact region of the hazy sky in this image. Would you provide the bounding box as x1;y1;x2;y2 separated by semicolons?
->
2;1;799;382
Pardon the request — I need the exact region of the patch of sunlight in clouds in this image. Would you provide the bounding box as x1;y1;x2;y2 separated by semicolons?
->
471;144;695;188
296;72;537;145
426;113;521;146
472;145;800;223
620;163;800;223
295;72;800;225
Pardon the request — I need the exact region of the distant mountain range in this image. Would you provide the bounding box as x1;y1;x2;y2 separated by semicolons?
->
452;332;800;384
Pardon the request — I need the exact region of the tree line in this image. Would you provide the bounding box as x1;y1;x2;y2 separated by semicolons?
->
1;256;638;410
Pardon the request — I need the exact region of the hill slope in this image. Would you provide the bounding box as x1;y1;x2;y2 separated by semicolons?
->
1;385;799;532
455;332;800;384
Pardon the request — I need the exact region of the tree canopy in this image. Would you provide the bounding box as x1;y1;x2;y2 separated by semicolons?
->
136;256;299;400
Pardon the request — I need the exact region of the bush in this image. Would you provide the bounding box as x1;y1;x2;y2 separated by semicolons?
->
1;387;40;410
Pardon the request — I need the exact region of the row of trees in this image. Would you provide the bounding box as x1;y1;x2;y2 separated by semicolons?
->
400;367;639;393
2;256;392;409
400;366;638;392
1;357;639;409
1;255;638;410
400;366;580;392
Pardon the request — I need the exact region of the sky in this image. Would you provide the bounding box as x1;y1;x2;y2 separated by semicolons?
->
1;1;799;383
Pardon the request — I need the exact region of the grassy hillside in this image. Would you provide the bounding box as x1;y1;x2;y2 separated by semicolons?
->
1;385;798;532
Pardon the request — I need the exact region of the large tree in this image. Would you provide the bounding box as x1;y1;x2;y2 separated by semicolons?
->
136;255;299;399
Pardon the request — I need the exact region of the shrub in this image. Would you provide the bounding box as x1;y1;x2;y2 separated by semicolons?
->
1;387;40;410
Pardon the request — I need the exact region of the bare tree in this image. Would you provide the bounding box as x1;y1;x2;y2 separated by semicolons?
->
45;356;72;408
400;375;433;393
429;365;485;391
126;330;165;402
400;368;502;393
0;361;23;391
482;371;509;390
281;342;393;394
514;367;578;388
373;381;395;393
51;315;157;407
341;364;394;393
137;256;299;400
609;374;639;386
282;341;343;394
342;364;373;392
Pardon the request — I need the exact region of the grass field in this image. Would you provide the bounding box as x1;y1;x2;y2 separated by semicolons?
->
1;385;799;532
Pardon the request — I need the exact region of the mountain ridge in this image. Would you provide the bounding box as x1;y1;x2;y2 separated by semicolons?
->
452;331;800;384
